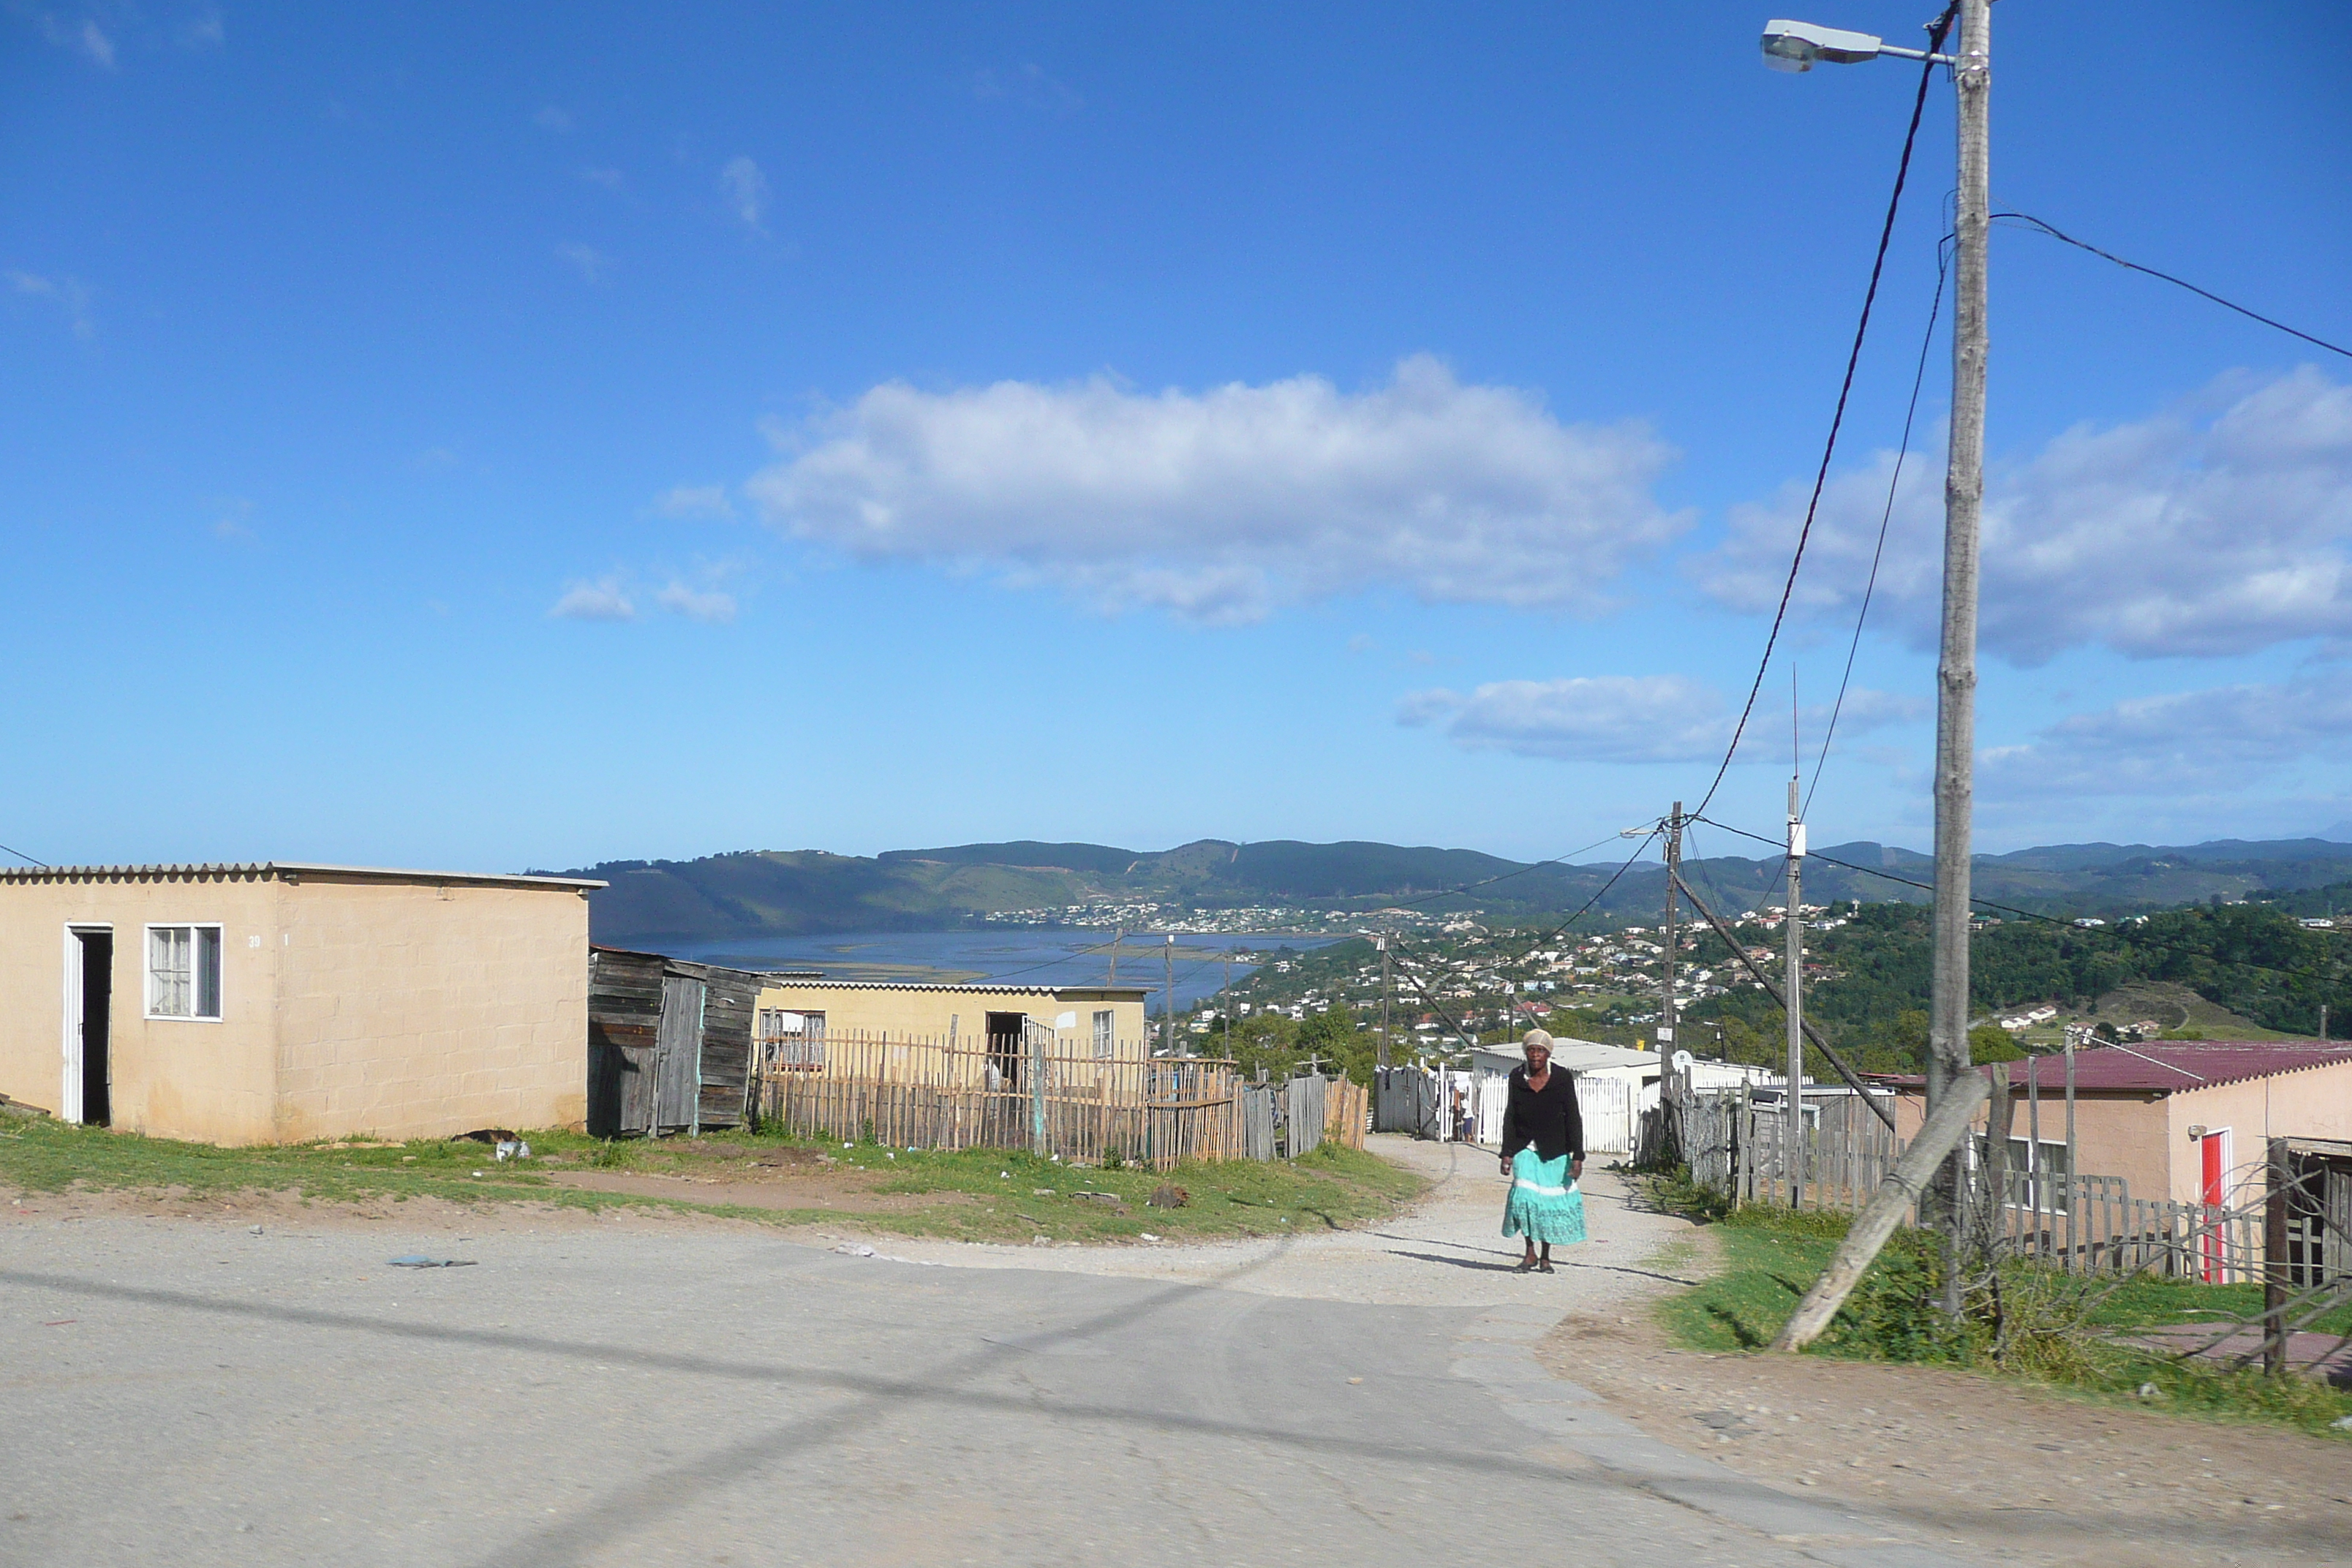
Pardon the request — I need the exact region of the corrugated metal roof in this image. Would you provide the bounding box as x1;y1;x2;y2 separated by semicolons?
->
0;861;606;892
756;979;1151;998
1878;1040;2352;1094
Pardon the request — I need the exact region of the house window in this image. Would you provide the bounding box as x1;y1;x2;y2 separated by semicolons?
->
148;924;222;1020
1999;1137;2072;1214
1093;1009;1115;1058
758;1009;826;1070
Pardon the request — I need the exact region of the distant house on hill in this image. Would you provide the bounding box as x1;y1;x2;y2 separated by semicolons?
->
0;860;601;1145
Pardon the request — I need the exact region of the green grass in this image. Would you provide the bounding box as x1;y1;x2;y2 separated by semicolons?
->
1649;1186;2352;1440
0;1115;1424;1245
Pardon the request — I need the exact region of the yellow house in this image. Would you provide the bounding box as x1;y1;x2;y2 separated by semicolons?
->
0;861;602;1145
750;979;1150;1084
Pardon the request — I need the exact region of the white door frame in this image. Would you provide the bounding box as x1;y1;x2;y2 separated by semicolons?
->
61;924;112;1124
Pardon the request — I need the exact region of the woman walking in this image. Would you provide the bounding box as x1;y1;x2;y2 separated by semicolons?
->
1500;1029;1586;1273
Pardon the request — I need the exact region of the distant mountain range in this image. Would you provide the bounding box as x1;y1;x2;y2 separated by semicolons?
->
563;833;2352;947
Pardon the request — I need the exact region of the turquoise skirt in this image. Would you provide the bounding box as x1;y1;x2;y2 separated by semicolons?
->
1502;1148;1587;1246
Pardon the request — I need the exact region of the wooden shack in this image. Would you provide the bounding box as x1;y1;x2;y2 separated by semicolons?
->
586;946;809;1137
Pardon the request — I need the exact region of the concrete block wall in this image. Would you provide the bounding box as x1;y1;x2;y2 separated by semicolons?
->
274;878;589;1142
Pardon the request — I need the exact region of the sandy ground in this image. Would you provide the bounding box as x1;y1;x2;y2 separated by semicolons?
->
1541;1228;2352;1568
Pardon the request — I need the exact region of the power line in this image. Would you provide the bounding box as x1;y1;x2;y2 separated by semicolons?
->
1689;24;1949;823
1994;211;2351;361
1691;813;2352;993
0;841;46;867
1803;241;1949;818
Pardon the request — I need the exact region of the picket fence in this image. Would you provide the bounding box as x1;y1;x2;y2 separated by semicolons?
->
1659;1077;2272;1284
755;1031;1361;1171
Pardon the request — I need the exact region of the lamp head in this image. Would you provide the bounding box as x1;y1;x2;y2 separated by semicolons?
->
1761;18;1886;71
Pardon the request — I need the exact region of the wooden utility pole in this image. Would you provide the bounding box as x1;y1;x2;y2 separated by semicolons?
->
1772;1074;1989;1352
1659;803;1684;1059
1928;0;1992;1310
1164;932;1176;1058
1785;775;1806;1205
1377;935;1392;1068
1109;925;1122;986
2263;1137;2291;1376
1223;951;1234;1057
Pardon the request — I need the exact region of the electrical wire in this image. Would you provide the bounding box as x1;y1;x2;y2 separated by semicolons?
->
1688;5;1954;823
0;841;46;867
1692;813;2352;992
1803;241;1949;819
1994;211;2351;361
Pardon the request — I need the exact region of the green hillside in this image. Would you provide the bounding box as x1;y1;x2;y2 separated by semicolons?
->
564;834;2352;948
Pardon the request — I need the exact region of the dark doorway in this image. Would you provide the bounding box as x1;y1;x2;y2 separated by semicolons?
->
984;1011;1026;1088
76;929;112;1126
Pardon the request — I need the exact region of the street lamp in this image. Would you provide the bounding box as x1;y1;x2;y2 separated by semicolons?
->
1760;18;1955;71
1763;2;1988;1308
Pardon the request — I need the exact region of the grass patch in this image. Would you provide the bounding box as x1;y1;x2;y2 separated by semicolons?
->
1646;1180;2352;1440
0;1116;1424;1245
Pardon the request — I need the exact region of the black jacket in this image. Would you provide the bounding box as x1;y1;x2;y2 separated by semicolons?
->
1500;1066;1583;1163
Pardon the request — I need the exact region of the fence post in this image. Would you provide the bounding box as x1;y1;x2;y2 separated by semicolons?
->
2262;1138;2290;1376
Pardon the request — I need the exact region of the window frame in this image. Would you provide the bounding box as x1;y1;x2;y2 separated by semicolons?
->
1997;1134;2073;1215
1092;1009;1115;1059
757;1008;826;1071
144;922;225;1022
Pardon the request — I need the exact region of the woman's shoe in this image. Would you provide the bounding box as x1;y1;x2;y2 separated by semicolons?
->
1514;1256;1537;1273
1537;1258;1555;1273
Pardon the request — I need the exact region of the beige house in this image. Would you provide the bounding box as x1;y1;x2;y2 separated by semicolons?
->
750;979;1150;1083
1887;1040;2352;1210
0;861;602;1145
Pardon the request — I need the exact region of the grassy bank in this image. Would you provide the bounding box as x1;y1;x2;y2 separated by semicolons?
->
1650;1182;2352;1439
0;1115;1423;1245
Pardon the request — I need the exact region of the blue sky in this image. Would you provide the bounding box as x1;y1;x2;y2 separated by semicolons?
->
6;1;2349;875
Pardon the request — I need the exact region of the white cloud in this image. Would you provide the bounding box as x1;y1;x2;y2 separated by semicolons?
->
973;63;1081;115
655;582;736;623
1398;674;1923;766
578;166;625;191
1983;668;2352;798
1398;676;1733;764
8;271;95;339
549;578;636;622
181;10;224;48
211;497;255;543
745;356;1689;624
535;105;573;133
554;243;610;284
720;156;767;232
1698;367;2352;665
653;484;734;520
19;10;113;65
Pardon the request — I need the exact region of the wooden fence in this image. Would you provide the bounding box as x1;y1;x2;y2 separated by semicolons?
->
753;1032;1362;1171
1668;1079;2277;1284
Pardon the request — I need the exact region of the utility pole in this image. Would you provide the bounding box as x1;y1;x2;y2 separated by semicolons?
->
1164;932;1176;1058
1785;775;1807;1206
1109;924;1122;986
1928;0;1992;1305
1660;802;1684;1059
1377;935;1392;1068
1223;951;1234;1056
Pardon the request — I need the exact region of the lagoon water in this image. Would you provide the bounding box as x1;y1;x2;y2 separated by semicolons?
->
665;928;1342;1012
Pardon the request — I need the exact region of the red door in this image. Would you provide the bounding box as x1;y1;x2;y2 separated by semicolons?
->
2200;1130;2229;1283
